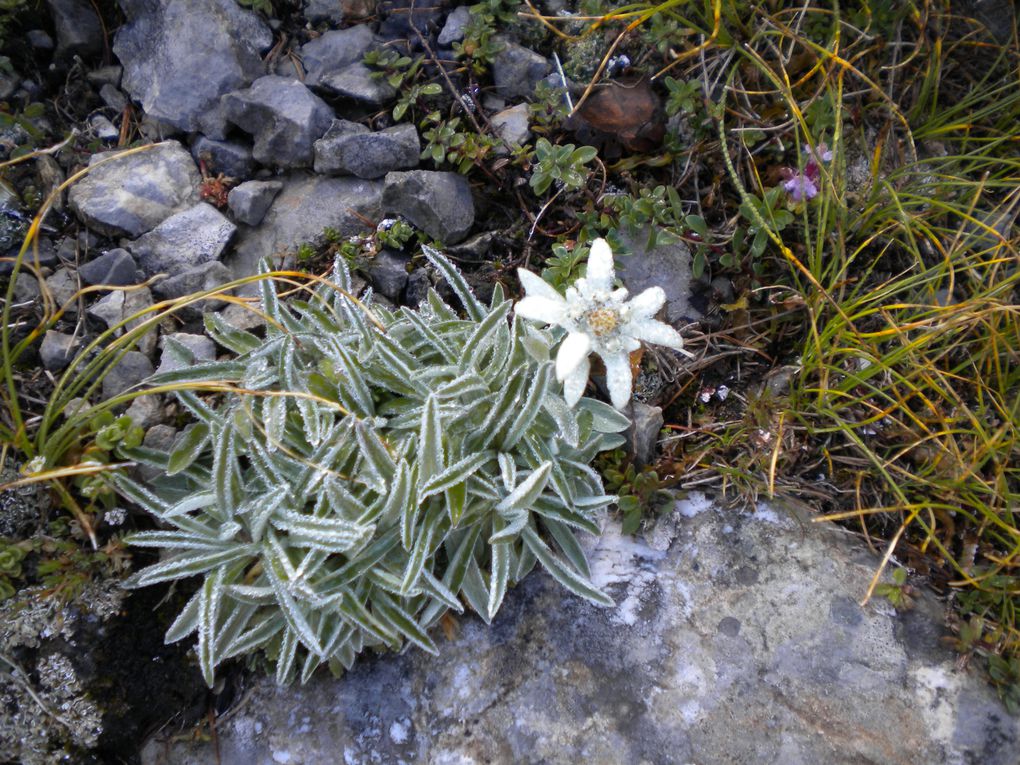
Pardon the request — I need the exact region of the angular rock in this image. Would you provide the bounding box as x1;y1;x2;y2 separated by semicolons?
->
191;136;254;180
368;250;410;301
99;83;128;112
437;5;471;46
67;141;201;238
46;0;102;60
216;301;264;332
12;273;40;303
89;114;119;142
155;333;217;376
124;393;163;430
491;103;530;150
615;227;699;326
152;261;233;302
128;203;236;278
227;180;283;226
304;0;344;24
78;248;138;287
140;497;1020;765
298;26;377;87
27;29;54;51
222;76;335;168
626;402;663;467
87;286;158;356
314;120;419;179
102;351;153;399
382;170;473;244
40;330;80;372
227;174;384;283
114;0;272;133
319;63;396;107
404;267;430;307
44;268;79;314
492;41;551;99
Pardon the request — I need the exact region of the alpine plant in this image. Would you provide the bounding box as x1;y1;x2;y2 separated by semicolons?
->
118;248;631;686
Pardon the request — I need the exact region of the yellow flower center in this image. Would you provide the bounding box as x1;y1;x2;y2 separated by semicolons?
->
586;307;619;337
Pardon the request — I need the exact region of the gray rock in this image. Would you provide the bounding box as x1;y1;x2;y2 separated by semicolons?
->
67;141;201;238
46;0;102;60
191;136;254;180
124;393;163;430
223;76;335;168
227;180;283;226
368;250;410;301
99;83;128;112
382;170;473;244
114;0;272;133
438;5;472;45
89;114;119;142
155;333;217;376
319;63;396;107
227;174;384;283
626;402;663;467
615;227;700;326
137;423;176;481
491;103;530;150
78;249;138;286
314;120;419;179
304;0;345;24
86;286;158;356
216;301;264;332
152;261;233;303
102;351;153;399
87;65;122;87
27;29;54;51
404;267;431;307
298;26;377;87
40;330;80;372
129;203;236;278
492;40;552;99
12;273;39;303
44;268;79;314
139;497;1020;765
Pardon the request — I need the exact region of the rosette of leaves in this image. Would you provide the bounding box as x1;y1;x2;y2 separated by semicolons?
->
115;249;628;686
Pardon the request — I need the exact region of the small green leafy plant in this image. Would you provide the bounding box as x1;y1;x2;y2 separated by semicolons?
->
530;138;598;196
598;450;673;535
363;49;442;121
117;249;628;686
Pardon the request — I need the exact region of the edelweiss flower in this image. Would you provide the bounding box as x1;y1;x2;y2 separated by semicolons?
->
515;238;691;410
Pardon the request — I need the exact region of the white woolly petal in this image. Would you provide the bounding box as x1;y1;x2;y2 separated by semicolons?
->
627;287;666;320
623;336;641;353
515;296;567;326
601;351;633;410
517;268;566;303
562;356;590;407
556;332;592;381
628;318;689;353
586;239;615;293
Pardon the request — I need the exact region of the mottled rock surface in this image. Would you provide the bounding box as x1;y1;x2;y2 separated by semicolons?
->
297;26;377;87
67;141;201;238
128;202;236;278
140;496;1019;765
314;120;420;179
114;0;272;134
615;227;700;326
383;170;474;243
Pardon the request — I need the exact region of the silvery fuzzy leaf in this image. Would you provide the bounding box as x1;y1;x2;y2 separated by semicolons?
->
419;568;463;614
418;395;443;488
246;436;287;489
474;366;526;450
328;341;376;417
488;510;528;544
400;501;446;595
167;423;210;476
373;590;438;656
425;288;458;321
165;590;201;643
112;473;168;517
532;496;601;535
520;322;553;362
174;389;221;427
460;300;511;371
542;517;590;578
515;539;537;580
335;589;397;646
204;310;261;355
258;262;285;336
490;281;505;307
434;371;490;401
460;559;491;623
561;459;604;492
466;472;501;502
421;524;482;626
322;619;355;660
444;481;467;526
281;340;323;447
263;394;288;450
214;602;258;668
127;530;225;550
576;397;632;432
276;626;299;685
523;436;575;508
147;359;246;387
212;423;240;517
291;299;340;337
399;307;458;363
368;566;419;597
572;494;618;512
422;246;485;322
498;453;517;493
495;461;551;514
418;451;493;500
222;612;285;660
300;645;324;684
272;512;373;554
242;357;277;390
128;546;254;588
225;584;276;605
521;526;612;606
265;556;324;656
354;419;396;490
501;362;553;450
371;459;410;527
295;419;356;496
198;569;224;686
477;320;512;383
543;395;579;448
242;485;292;543
487;524;512;621
322;480;365;521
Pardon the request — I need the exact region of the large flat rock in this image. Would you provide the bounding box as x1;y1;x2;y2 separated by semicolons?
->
141;496;1018;765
